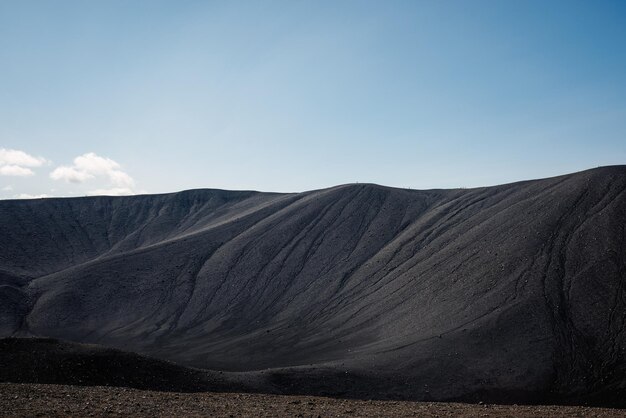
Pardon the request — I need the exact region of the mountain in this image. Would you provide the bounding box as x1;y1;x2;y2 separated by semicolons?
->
1;166;625;405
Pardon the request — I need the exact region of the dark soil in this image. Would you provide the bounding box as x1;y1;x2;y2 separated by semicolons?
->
2;383;625;418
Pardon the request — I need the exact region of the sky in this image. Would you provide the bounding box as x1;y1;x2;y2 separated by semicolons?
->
1;0;625;198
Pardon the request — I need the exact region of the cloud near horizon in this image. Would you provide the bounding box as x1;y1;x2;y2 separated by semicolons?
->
0;148;47;177
86;187;135;196
50;152;135;196
14;193;50;199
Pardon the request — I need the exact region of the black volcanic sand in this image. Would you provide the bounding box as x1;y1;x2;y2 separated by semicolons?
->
1;166;626;406
0;338;230;392
2;383;626;418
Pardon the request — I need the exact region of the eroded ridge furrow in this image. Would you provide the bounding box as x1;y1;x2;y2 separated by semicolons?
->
288;188;436;327
243;188;364;317
536;175;626;394
240;186;378;332
282;183;559;335
219;194;348;320
176;193;305;328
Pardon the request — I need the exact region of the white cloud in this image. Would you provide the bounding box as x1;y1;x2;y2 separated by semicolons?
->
0;165;35;176
86;187;135;196
0;148;46;167
14;193;50;199
74;153;120;175
2;185;13;191
107;169;134;188
50;166;94;183
50;152;136;194
0;148;47;177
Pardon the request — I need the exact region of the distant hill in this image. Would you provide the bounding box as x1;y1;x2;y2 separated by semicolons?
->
1;166;625;405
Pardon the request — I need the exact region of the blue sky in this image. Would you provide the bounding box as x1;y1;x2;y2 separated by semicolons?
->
1;0;625;198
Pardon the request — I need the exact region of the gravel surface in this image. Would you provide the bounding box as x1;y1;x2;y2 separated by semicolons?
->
1;384;625;418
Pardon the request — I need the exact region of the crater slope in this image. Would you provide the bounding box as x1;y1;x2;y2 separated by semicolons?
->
1;166;625;405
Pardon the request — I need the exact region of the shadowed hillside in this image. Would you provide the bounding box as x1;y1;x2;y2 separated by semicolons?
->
1;166;625;405
0;337;231;392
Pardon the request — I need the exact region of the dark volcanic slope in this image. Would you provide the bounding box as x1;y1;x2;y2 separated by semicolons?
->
0;337;230;392
1;166;626;405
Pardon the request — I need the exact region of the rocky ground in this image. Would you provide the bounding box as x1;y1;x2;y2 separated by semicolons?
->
1;383;624;418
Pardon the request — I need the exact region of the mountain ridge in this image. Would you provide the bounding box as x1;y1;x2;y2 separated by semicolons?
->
1;165;625;404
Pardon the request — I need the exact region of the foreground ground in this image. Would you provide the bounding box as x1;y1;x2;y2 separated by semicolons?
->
1;384;625;418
